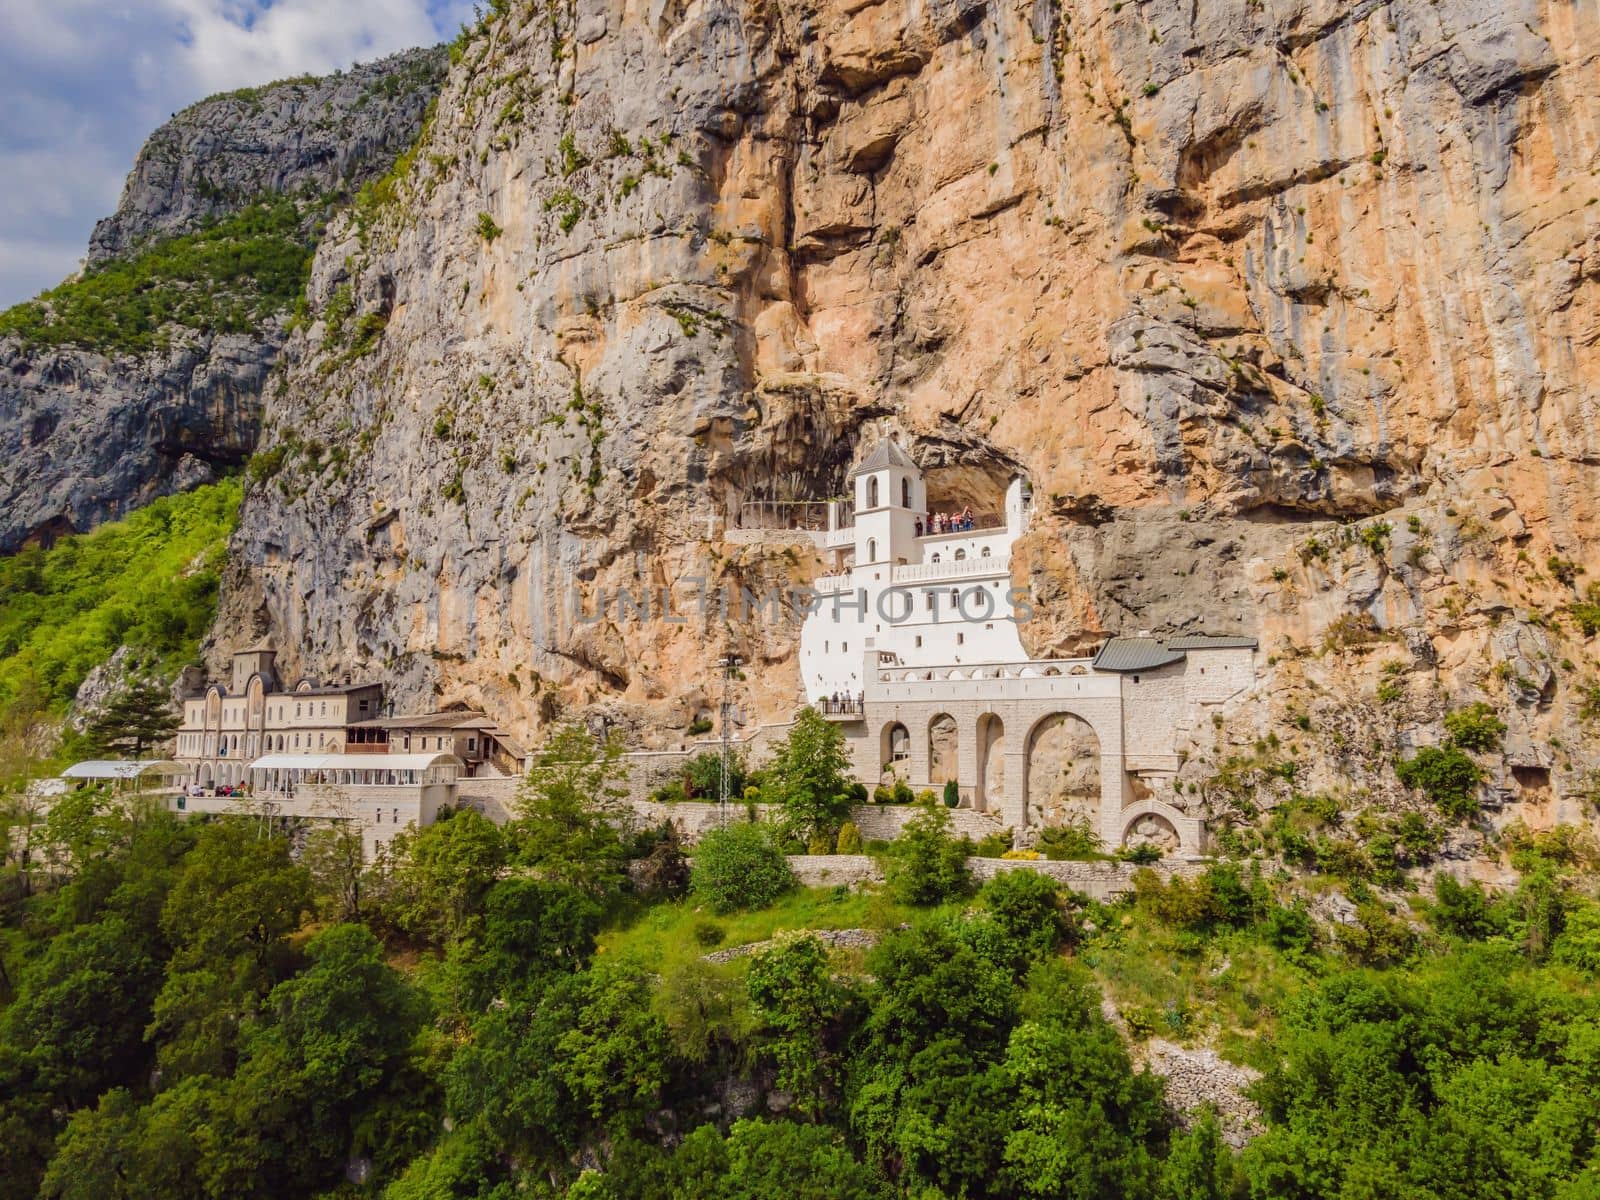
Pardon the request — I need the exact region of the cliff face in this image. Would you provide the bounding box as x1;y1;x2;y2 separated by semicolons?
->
0;49;447;552
218;0;1600;827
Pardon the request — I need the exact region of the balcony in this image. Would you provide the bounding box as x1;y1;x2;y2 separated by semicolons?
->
815;697;865;721
893;554;1010;584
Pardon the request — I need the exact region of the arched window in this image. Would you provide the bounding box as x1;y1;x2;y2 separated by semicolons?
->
901;478;911;508
867;477;879;507
981;546;992;558
955;549;967;561
867;538;877;561
931;553;941;563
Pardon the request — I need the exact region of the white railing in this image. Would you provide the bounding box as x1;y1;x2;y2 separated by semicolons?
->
892;555;1010;584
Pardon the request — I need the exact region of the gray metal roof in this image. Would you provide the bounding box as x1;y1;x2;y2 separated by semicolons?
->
1092;638;1188;672
1167;635;1258;650
848;438;918;478
1093;632;1257;672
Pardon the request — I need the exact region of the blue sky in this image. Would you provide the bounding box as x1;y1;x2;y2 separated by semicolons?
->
0;0;477;309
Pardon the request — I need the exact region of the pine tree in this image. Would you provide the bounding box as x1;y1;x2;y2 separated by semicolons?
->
85;680;179;759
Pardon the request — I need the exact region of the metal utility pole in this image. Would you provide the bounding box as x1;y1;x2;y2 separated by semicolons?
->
716;651;743;825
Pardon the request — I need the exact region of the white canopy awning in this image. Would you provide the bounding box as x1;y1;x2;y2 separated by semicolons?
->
62;760;184;780
247;752;463;772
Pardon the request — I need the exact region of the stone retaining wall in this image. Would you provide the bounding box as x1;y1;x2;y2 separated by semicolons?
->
785;854;1206;899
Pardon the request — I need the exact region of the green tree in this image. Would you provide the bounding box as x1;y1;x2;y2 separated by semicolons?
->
83;679;179;759
883;801;970;905
514;724;630;900
665;1119;880;1199
302;821;367;921
762;707;855;844
1396;745;1482;819
998;964;1167;1199
690;821;793;914
980;868;1074;971
1443;702;1506;752
748;933;853;1116
384;807;507;944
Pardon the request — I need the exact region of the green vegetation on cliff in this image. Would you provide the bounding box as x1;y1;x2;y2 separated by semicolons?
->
0;202;313;354
3;746;1598;1198
0;479;240;716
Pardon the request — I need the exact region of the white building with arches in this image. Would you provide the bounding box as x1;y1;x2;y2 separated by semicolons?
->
800;439;1258;856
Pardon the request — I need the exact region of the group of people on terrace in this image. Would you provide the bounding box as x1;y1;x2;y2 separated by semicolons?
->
820;690;863;714
917;507;975;537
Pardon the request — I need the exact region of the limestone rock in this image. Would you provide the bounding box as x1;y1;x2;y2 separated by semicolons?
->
191;0;1600;823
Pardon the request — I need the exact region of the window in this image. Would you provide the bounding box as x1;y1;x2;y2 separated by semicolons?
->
957;632;965;645
955;549;967;561
901;478;911;507
359;699;370;714
931;552;941;563
320;702;326;716
867;477;879;507
915;635;923;647
981;547;992;558
295;703;301;718
841;642;848;653
468;737;477;753
293;733;300;748
317;732;325;748
867;538;877;561
926;593;934;610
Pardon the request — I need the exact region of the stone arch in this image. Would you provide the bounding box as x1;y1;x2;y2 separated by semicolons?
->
1118;799;1193;854
1023;711;1101;829
198;762;213;787
928;713;958;788
881;721;910;782
976;713;1005;812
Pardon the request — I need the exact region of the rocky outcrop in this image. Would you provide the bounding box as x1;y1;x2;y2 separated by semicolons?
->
0;49;447;552
1;329;274;549
87;49;447;263
213;0;1600;833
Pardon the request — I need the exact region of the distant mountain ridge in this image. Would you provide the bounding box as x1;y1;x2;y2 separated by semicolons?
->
0;47;447;553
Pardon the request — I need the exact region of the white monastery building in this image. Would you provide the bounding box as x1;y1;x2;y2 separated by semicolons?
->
796;438;1259;855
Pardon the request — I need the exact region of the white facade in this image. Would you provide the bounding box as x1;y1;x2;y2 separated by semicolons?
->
791;438;1260;855
799;440;1032;699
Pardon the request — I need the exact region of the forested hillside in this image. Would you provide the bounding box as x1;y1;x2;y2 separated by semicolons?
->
3;732;1599;1198
0;479;239;783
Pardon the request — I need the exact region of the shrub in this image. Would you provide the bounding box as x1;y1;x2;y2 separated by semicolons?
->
883;803;970;905
692;920;725;948
1551;904;1600;974
1443;702;1505;752
687;715;713;736
942;779;960;808
981;869;1074;964
690;822;793;914
1571;583;1600;637
891;780;914;805
632;825;690;900
1396;746;1482;819
835;821;862;855
474;212;502;241
1036;819;1102;861
1335;901;1416;966
872;784;893;805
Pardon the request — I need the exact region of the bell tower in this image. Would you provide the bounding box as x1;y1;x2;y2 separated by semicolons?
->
850;436;923;566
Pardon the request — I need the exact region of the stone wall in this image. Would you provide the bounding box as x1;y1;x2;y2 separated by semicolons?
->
787;853;1207;899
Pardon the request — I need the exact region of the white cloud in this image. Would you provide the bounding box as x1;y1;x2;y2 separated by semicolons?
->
0;0;470;309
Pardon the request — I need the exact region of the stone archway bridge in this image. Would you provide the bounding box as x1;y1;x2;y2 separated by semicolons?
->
828;639;1258;856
